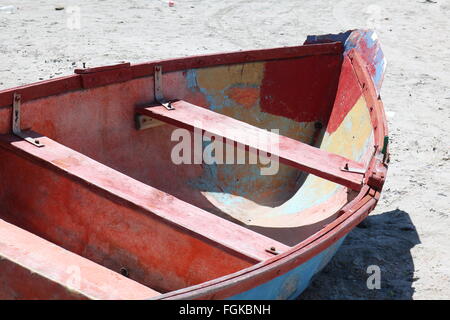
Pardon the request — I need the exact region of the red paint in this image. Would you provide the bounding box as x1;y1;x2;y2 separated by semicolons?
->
260;54;341;124
349;50;388;147
326;56;362;133
0;219;159;300
0;133;287;293
77;64;132;89
0;74;81;107
0;42;342;108
138;100;365;190
154;189;376;299
74;62;131;74
348;50;389;190
131;42;343;79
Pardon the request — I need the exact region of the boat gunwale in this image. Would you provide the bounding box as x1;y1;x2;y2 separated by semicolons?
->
0;42;342;108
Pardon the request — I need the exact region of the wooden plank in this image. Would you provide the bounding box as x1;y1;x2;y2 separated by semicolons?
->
137;100;365;191
0;74;82;108
0;218;160;300
75;63;132;89
131;42;342;79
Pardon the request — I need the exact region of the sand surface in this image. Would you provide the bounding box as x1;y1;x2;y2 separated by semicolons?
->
0;0;449;299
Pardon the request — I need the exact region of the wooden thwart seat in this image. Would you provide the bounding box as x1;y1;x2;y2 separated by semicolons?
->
136;100;366;191
0;218;160;300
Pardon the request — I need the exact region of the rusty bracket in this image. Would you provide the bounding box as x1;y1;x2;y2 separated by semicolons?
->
341;163;365;174
135;65;176;130
265;246;281;255
154;65;175;111
12;93;44;147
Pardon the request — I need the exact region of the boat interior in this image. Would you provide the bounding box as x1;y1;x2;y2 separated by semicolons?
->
0;42;375;298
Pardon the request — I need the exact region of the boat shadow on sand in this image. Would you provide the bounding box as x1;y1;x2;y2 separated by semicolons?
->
299;209;420;300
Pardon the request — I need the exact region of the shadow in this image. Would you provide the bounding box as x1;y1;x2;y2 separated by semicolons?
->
299;209;421;300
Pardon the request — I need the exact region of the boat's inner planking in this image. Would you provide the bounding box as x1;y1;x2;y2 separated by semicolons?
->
0;42;375;297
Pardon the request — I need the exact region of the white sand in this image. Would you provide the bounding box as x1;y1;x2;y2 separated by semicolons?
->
0;0;449;299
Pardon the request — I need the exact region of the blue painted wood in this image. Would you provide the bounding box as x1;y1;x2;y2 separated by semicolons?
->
228;236;346;299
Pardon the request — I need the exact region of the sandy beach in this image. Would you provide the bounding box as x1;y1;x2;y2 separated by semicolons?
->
0;0;449;299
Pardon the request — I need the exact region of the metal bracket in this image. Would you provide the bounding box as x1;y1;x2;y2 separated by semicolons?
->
135;65;176;130
12;93;44;147
154;65;175;111
341;163;365;174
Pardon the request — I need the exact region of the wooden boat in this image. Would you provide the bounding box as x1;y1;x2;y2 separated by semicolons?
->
0;29;388;300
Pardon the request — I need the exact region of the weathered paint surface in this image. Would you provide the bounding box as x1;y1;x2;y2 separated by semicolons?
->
221;30;386;300
179;54;361;242
184;62;316;216
154;54;372;245
0;219;159;300
228;237;346;300
326;56;363;134
0;134;288;293
260;55;341;124
138;100;365;190
305;29;386;96
0;29;387;299
280;92;374;213
321;96;374;163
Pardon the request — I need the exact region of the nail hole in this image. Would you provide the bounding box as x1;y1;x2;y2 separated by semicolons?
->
120;267;129;277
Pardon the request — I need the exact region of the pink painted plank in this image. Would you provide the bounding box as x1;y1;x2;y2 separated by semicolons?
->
0;218;160;300
137;101;365;191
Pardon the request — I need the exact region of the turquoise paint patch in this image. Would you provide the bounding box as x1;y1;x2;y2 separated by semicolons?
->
186;69;198;89
199;87;224;111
